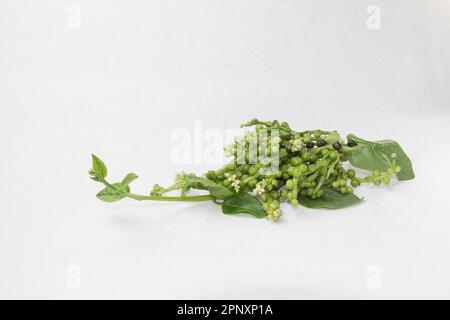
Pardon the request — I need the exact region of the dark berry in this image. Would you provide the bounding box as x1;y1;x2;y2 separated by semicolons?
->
333;142;342;150
306;142;315;149
347;139;358;147
318;139;328;147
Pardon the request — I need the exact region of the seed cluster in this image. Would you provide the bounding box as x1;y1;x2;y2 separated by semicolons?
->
205;120;401;221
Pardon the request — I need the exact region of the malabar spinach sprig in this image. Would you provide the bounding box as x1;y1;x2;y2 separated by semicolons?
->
89;119;414;221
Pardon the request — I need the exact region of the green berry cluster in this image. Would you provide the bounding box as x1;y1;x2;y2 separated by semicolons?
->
91;119;414;222
205;120;401;221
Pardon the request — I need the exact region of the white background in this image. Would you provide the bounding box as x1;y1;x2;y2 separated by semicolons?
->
1;0;450;299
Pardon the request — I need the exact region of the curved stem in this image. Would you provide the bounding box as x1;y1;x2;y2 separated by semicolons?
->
99;178;214;202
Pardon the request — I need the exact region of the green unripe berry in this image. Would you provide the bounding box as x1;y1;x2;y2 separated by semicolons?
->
279;149;288;158
321;149;330;157
261;194;270;202
346;187;353;194
373;180;382;186
299;164;308;173
394;165;402;173
270;201;279;210
282;173;290;180
382;176;391;185
373;170;381;177
347;169;356;179
340;187;347;194
351;179;360;188
248;179;258;188
287;192;294;201
287;167;294;176
301;152;311;162
293;168;302;178
339;179;347;187
286;179;294;190
328;151;337;159
332;181;340;189
290;157;302;167
291;199;299;207
248;165;259;176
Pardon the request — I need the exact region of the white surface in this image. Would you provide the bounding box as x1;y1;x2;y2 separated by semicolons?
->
1;0;450;299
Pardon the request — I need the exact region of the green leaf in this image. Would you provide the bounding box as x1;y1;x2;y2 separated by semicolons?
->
299;187;363;210
222;192;267;218
96;183;130;202
375;140;415;181
346;134;414;181
91;154;108;178
182;174;235;199
346;134;391;172
121;173;138;186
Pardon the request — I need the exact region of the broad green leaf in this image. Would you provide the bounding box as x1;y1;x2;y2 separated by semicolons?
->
346;134;414;181
183;175;234;199
96;183;130;202
222;192;267;218
91;154;108;178
299;187;362;210
346;134;391;172
121;173;138;186
375;140;415;180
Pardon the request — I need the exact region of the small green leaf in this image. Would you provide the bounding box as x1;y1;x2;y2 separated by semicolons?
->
182;174;234;199
91;154;108;178
222;192;267;218
96;183;130;202
121;173;138;186
299;187;362;210
346;134;414;181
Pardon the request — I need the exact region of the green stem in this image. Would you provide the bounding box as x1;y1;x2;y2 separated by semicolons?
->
127;193;215;202
158;182;184;195
100;178;214;202
341;145;363;153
